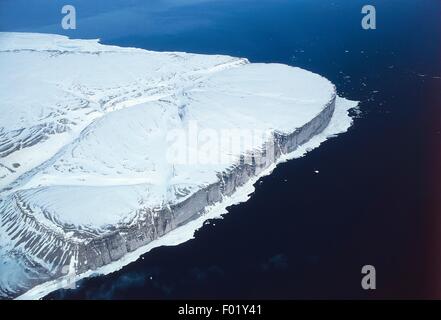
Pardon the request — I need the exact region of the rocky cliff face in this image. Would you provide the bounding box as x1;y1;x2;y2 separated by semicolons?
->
0;94;336;298
1;33;349;299
74;94;336;274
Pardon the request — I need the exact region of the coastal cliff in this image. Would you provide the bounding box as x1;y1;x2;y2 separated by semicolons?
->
75;93;336;273
0;33;351;299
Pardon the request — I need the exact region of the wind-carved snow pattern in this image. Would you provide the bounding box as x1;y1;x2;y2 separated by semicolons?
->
0;33;358;299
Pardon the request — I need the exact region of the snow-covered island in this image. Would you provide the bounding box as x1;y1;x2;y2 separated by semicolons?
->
0;33;357;299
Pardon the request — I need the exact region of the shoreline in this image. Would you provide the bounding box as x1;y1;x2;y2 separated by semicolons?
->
17;96;357;300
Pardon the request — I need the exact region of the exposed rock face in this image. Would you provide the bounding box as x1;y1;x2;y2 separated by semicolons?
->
0;33;351;299
0;96;336;297
68;94;336;275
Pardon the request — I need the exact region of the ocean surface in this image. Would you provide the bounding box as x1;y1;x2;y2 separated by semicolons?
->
1;0;440;299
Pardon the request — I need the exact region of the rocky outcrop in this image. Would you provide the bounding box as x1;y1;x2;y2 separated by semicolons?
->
74;93;336;273
1;93;336;299
1;33;347;299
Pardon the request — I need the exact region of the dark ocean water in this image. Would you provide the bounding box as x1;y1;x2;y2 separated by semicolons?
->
1;0;440;299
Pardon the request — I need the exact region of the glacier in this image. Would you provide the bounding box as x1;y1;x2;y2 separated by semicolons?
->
0;32;357;299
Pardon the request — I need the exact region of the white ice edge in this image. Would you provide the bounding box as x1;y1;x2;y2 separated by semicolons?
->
16;97;358;300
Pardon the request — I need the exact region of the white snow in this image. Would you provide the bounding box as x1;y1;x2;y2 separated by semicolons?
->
17;96;357;300
0;32;358;299
1;32;334;229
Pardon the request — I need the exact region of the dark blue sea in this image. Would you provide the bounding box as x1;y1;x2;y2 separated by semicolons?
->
1;0;439;299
